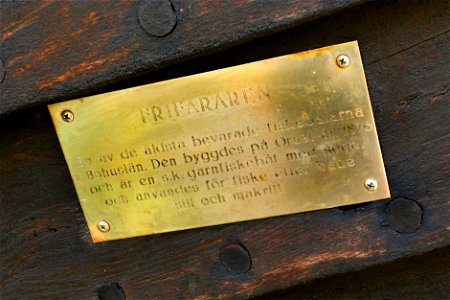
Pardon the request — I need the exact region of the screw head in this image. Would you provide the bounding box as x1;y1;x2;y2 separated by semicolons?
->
97;220;110;232
364;178;378;191
336;54;350;68
61;110;74;122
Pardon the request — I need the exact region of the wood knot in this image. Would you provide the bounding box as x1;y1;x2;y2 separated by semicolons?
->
220;243;252;275
138;0;177;37
98;283;126;300
386;198;423;233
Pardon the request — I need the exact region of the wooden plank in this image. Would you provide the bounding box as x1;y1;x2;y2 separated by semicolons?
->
0;0;449;299
0;0;368;115
259;246;450;299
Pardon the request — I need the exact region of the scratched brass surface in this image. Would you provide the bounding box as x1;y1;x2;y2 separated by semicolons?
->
49;41;390;243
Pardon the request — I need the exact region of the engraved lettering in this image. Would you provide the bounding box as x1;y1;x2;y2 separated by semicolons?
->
161;171;182;182
140;85;271;124
85;163;145;180
135;184;200;201
232;184;282;200
205;179;226;190
120;148;137;159
228;91;239;106
201;193;226;205
144;140;186;155
151;158;177;169
250;139;269;154
187;100;200;114
89;182;114;194
99;153;113;163
274;166;308;178
285;147;317;160
139;176;156;185
215;94;228;109
242;87;253;103
105;195;128;206
199;97;212;112
323;143;361;155
48;42;390;242
232;172;268;185
266;107;364;133
175;198;195;209
120;180;133;189
191;126;258;146
185;154;277;181
258;84;270;101
150;106;164;122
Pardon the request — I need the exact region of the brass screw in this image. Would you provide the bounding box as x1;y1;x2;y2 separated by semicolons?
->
61;110;74;122
336;54;350;68
97;220;111;232
364;178;378;191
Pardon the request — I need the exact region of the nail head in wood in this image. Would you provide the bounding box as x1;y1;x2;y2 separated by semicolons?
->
220;244;252;275
98;283;126;300
138;0;177;37
386;198;423;233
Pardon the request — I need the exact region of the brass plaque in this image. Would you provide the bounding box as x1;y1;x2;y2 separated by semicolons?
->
49;41;390;243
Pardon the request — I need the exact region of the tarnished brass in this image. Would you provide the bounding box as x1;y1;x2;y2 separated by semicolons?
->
49;41;390;243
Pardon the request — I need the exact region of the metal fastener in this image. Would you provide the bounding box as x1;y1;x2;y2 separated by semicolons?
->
61;110;74;122
138;0;177;37
97;220;111;232
385;198;423;233
336;54;350;68
364;178;378;191
98;283;126;300
219;244;252;275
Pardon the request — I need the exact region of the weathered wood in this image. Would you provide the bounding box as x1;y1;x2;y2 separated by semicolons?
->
259;246;450;299
1;0;449;299
0;0;368;115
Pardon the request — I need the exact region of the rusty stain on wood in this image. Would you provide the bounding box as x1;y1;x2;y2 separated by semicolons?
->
38;49;131;89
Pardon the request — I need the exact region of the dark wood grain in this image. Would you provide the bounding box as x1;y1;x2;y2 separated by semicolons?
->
0;0;367;115
1;0;449;299
259;246;450;300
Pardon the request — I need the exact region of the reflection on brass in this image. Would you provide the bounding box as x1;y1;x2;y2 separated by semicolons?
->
364;178;378;191
49;41;390;243
336;54;350;68
61;110;74;123
97;220;111;232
